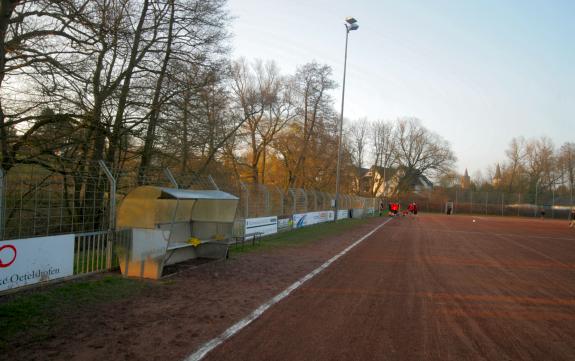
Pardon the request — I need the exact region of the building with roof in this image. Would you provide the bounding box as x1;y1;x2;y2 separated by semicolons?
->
354;165;433;197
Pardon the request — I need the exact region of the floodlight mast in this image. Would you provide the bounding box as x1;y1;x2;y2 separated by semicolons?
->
334;16;359;221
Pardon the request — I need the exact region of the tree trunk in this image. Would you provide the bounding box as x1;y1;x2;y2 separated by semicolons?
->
106;0;150;166
181;88;190;174
0;0;20;170
138;0;175;184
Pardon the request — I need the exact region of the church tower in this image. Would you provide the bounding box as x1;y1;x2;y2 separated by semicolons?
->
493;164;502;187
461;168;471;189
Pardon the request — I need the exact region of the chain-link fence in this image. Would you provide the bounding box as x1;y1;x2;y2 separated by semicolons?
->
0;163;114;240
8;159;573;287
232;184;374;219
395;188;574;220
0;161;379;281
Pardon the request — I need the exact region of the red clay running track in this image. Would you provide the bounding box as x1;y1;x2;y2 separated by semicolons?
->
201;214;575;361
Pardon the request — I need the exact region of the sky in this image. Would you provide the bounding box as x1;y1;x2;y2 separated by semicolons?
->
226;0;574;176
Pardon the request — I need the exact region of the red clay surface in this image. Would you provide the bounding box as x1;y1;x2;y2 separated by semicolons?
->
204;215;575;361
4;215;575;361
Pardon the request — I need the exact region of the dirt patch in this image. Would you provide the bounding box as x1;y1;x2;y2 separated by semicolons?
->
1;217;384;361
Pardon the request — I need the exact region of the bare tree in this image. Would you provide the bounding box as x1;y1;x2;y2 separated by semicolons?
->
369;119;396;196
137;0;176;185
0;0;91;170
156;62;248;176
394;118;456;193
347;118;369;169
280;61;336;189
228;59;296;183
524;137;557;193
504;136;526;192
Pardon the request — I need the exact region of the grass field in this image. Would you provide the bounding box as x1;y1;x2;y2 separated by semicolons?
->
230;217;372;254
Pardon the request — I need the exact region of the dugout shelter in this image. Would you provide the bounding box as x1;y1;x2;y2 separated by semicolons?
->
115;186;239;279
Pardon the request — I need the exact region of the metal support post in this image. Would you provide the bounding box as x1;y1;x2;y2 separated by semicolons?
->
571;183;574;217
264;185;270;216
552;187;555;218
0;168;5;239
335;23;355;222
240;181;248;218
98;161;116;231
290;189;296;215
98;160;116;270
279;187;284;215
208;175;219;190
164;168;179;189
534;185;538;217
571;183;574;214
454;188;458;215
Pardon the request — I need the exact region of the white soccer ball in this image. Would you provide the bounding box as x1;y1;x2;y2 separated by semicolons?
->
472;219;476;223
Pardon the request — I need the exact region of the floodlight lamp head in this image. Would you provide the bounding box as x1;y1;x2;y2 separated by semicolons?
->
345;17;359;32
345;16;357;24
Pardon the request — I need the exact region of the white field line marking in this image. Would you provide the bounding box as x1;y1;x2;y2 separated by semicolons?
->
184;218;393;361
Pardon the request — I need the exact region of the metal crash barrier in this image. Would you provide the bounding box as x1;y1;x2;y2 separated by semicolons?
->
115;186;239;279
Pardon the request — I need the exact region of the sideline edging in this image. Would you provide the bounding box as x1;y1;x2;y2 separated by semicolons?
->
184;217;393;361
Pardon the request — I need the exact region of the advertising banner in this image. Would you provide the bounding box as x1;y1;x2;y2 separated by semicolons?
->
352;208;365;218
337;209;349;220
245;216;278;236
277;218;291;231
293;211;335;228
0;234;75;292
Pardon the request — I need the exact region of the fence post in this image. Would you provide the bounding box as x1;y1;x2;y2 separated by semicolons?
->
0;168;4;239
571;183;574;215
208;175;219;190
533;181;539;217
264;184;270;216
552;187;555;218
278;186;284;215
98;161;116;270
501;193;504;216
485;192;488;215
98;161;116;231
164;168;179;189
470;190;473;214
290;189;296;215
240;181;249;218
454;188;458;214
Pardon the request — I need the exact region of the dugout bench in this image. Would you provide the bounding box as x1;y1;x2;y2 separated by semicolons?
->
115;186;239;279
